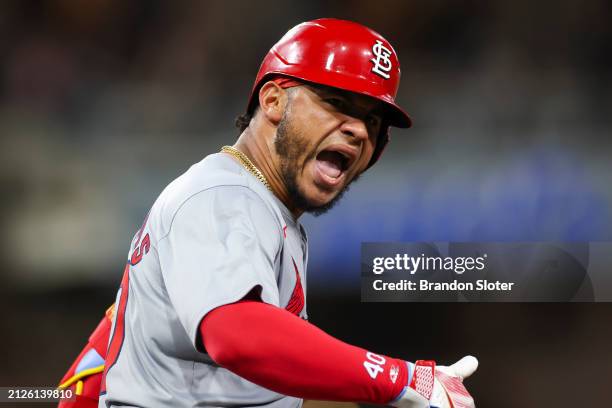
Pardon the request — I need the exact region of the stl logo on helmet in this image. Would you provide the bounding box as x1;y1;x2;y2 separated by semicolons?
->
370;40;393;79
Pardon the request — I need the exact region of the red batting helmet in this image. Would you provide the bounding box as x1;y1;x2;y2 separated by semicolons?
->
247;18;412;168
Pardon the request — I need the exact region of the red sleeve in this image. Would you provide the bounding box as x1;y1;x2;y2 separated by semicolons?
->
201;301;408;404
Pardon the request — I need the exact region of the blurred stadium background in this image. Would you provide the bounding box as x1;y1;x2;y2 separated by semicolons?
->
1;1;611;406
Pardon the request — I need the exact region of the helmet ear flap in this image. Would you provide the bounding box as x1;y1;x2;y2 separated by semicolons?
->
368;126;390;169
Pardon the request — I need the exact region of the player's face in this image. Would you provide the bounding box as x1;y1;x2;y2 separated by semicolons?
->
274;84;384;215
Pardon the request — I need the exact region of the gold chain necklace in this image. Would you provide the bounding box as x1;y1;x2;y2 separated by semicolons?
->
221;146;272;192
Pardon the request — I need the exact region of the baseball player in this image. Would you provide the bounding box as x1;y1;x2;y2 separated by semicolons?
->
57;18;477;408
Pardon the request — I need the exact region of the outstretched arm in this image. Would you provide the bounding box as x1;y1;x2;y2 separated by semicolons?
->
202;300;463;406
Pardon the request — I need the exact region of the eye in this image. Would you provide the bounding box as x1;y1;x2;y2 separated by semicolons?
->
365;114;382;129
325;97;346;109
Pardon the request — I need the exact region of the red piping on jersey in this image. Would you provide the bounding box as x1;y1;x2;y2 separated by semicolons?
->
285;258;304;316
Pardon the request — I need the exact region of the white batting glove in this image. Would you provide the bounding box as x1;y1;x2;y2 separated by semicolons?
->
390;356;478;408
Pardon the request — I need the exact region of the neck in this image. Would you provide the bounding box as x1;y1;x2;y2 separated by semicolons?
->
232;128;303;220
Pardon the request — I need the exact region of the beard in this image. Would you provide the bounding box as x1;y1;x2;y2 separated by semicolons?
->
274;110;360;217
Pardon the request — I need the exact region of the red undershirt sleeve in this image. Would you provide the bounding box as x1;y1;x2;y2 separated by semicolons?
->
200;300;408;405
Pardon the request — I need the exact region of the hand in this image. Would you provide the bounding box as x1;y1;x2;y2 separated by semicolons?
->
430;356;478;408
390;356;478;408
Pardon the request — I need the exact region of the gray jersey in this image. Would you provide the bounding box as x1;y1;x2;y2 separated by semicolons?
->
100;153;308;408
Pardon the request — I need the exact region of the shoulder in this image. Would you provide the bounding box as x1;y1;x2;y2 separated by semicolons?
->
163;153;255;199
152;153;283;241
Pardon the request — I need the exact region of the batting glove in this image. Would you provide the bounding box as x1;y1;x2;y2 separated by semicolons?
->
390;356;478;408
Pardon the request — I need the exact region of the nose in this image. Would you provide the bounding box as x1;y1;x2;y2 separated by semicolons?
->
339;116;369;143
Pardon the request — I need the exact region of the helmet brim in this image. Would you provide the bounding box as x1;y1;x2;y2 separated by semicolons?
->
249;72;412;129
383;101;412;129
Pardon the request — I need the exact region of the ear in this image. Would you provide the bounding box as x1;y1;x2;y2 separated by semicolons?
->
258;81;287;125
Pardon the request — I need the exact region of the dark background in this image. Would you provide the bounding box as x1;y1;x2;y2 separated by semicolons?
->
1;1;611;406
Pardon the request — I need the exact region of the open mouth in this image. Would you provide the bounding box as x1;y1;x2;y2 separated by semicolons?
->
313;145;357;187
316;150;349;179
